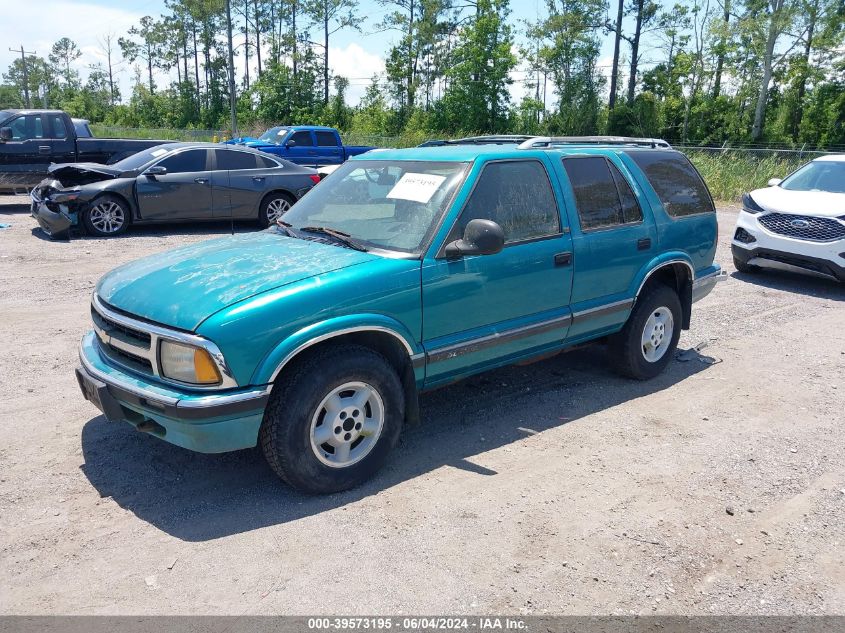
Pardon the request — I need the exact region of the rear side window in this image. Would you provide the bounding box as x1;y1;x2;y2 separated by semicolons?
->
625;150;714;217
563;156;642;230
49;114;68;139
290;130;314;147
160;149;207;173
458;160;560;243
256;154;279;169
610;163;642;223
216;149;258;170
315;131;338;147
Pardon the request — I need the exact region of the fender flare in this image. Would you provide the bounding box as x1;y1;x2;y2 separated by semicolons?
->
634;254;695;298
251;314;422;386
633;254;696;328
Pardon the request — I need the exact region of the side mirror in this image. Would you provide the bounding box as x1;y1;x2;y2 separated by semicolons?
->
144;165;167;177
0;127;12;142
767;178;782;187
285;140;297;149
444;219;505;259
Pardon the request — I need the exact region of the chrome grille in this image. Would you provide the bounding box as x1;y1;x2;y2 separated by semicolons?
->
89;294;238;390
758;213;845;242
92;302;155;377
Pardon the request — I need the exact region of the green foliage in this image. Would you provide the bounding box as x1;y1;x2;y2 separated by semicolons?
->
434;0;516;133
687;151;806;201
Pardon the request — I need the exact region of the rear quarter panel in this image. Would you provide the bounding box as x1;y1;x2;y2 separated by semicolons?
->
618;151;718;274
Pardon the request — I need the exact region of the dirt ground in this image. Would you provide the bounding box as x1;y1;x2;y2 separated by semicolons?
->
0;194;843;616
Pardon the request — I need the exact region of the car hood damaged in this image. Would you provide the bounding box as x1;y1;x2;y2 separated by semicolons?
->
47;162;126;187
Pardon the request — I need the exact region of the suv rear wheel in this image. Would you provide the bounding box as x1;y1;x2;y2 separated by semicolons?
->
259;344;404;494
610;284;681;380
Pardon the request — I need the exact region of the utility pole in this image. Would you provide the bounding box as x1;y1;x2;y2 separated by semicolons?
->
225;0;238;138
9;45;36;108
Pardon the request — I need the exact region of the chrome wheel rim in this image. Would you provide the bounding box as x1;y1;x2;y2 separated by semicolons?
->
309;381;385;468
266;198;291;224
641;306;674;362
89;201;125;234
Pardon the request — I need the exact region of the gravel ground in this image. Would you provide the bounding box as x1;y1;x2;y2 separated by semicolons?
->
0;195;843;615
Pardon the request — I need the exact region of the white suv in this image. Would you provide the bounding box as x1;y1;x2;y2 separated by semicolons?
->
732;154;845;282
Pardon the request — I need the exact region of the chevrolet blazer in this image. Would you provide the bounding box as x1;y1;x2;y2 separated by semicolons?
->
76;136;725;494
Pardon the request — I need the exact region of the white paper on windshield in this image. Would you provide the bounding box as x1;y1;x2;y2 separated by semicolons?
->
387;173;446;204
150;148;169;157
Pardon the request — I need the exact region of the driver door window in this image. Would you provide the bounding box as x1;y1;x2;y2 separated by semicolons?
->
7;115;43;140
453;160;561;244
159;149;208;173
290;131;314;146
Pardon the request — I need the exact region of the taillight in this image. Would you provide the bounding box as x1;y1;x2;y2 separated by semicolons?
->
309;174;321;185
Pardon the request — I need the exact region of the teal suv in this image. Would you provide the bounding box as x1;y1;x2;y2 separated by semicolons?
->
76;136;725;493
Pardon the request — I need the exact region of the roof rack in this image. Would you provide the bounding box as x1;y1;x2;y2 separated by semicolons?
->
418;135;536;147
517;136;671;150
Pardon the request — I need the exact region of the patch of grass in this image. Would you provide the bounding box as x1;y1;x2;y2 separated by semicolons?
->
685;150;807;203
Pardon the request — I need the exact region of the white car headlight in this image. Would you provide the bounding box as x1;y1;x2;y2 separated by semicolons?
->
159;340;222;385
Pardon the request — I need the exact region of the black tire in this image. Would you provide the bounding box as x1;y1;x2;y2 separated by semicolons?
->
81;194;130;237
733;255;759;274
258;191;295;227
609;284;682;380
259;344;404;494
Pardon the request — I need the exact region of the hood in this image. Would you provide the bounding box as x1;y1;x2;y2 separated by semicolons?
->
750;186;845;218
96;232;377;331
241;139;278;149
48;162;126;187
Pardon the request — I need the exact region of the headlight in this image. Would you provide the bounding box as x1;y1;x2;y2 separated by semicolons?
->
742;193;765;214
159;340;222;385
48;189;82;203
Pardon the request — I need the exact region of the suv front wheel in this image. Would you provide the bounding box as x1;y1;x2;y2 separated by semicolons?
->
259;344;404;494
610;284;682;380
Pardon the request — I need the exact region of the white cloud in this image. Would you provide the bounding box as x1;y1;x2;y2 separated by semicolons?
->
328;42;385;106
0;0;147;99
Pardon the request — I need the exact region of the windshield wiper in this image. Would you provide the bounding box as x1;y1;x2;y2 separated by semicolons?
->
300;226;368;252
275;219;296;237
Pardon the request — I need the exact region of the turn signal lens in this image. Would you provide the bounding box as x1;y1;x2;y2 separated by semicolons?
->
193;348;221;384
159;340;221;385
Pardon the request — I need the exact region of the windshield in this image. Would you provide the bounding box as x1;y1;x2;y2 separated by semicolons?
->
280;159;469;254
780;160;845;194
111;144;179;171
258;126;289;143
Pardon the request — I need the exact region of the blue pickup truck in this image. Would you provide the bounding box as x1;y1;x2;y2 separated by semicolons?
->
225;125;375;168
75;136;725;494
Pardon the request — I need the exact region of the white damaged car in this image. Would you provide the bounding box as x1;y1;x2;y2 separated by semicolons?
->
732;154;845;282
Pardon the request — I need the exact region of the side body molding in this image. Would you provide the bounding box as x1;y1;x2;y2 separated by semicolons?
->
252;314;423;386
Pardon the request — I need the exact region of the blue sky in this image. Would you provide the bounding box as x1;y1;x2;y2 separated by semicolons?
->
0;0;627;107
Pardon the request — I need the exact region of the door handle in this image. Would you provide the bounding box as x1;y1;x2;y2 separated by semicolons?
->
194;177;209;184
38;145;51;154
637;238;652;251
252;176;265;182
554;252;572;266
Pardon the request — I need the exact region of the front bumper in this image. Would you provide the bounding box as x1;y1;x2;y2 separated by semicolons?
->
732;210;845;281
31;199;74;239
78;330;270;453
